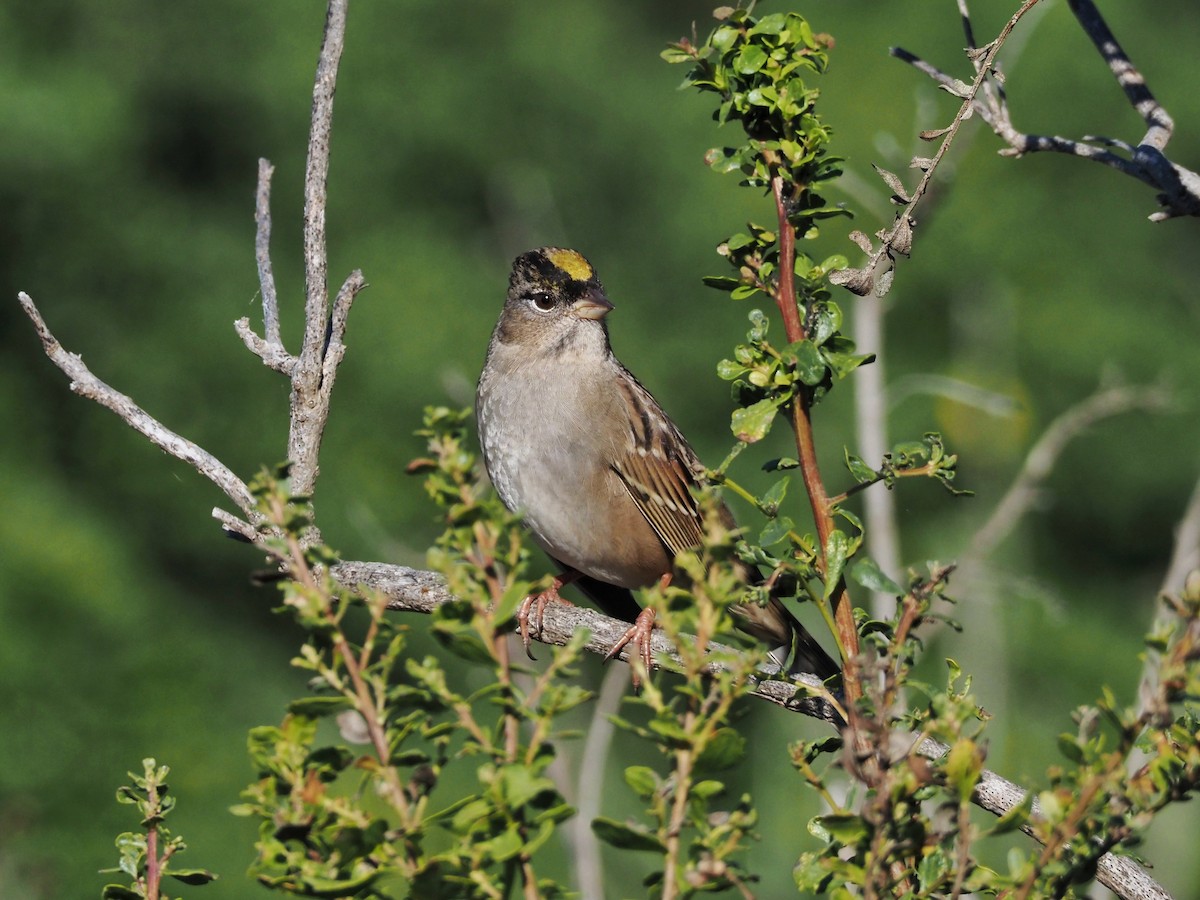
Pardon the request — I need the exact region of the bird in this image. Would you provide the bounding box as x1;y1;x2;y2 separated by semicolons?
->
475;246;839;683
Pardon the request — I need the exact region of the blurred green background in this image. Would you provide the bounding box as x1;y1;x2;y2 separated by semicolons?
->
3;1;1198;896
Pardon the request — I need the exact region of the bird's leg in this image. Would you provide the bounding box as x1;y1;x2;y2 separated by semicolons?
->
603;573;670;685
516;569;581;660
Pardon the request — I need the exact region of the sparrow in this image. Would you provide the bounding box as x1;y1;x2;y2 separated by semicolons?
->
475;247;838;683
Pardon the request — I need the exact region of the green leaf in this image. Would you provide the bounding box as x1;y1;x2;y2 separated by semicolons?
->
944;738;983;803
716;358;749;381
811;812;869;844
298;872;380;897
822;349;875;380
891;440;930;466
706;147;744;175
809;301;842;346
167;868;219;885
697;727;747;771
843;450;876;484
758;515;794;548
735;44;768;74
760;476;789;513
624;766;659;799
763;457;800;471
481;825;525;862
101;887;141;900
1057;733;1085;764
822;530;849;600
592;817;666;853
431;621;495;665
692;779;726;799
730;398;779;443
702;275;742;291
449;798;492;833
786;339;827;385
648;716;689;746
286;696;354;718
849;558;901;595
493;579;530;627
499;764;557;808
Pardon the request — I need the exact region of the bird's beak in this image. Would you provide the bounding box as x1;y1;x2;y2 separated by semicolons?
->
571;287;613;321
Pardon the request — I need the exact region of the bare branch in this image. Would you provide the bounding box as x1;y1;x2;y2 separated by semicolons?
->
237;158;298;375
255;158;284;348
235;316;297;375
287;0;361;497
1134;474;1200;720
920;735;1173;900
894;0;1200;220
834;0;1043;298
852;292;902;619
319;269;366;405
17;291;262;527
571;665;630;900
966;380;1173;563
1067;0;1172;150
1159;476;1200;597
212;507;259;543
330;558;1172;900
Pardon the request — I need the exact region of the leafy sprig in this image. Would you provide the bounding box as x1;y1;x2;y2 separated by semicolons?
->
101;759;215;900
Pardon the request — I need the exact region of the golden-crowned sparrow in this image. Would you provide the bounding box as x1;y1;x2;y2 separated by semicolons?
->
476;247;838;681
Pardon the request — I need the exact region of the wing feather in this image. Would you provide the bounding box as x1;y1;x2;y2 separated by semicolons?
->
610;365;706;558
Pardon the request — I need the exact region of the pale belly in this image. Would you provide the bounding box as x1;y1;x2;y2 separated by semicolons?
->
477;366;669;588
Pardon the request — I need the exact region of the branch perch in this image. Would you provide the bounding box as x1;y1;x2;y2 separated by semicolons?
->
331;559;1171;900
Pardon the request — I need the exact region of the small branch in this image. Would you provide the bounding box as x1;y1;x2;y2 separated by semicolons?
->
852;290;901;619
1067;0;1171;151
893;0;1200;220
920;736;1172;900
771;175;861;697
255;158;284;348
212;507;259;543
1135;473;1200;718
1158;475;1200;598
319;269;365;406
571;665;630;900
331;559;837;721
966;380;1172;563
287;0;360;498
834;1;1045;299
297;2;342;375
330;558;1171;899
235;317;297;375
238;160;299;375
17;291;262;527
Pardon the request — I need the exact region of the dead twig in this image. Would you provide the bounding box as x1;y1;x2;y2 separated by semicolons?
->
893;0;1200;220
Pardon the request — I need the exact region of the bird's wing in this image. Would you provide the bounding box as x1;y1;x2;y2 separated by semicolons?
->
609;363;707;558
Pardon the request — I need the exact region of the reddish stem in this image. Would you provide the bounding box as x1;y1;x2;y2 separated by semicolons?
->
772;175;862;702
146;823;160;900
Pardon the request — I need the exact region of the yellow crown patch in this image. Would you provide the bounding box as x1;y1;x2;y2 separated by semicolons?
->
546;248;594;282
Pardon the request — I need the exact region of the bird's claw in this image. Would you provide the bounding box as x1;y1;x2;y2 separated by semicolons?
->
603;607;657;688
516;586;573;660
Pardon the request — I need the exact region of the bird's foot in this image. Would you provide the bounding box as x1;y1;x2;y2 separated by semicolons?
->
603;606;657;686
516;571;581;660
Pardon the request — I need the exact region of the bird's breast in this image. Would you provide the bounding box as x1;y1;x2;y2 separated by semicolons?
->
477;354;669;587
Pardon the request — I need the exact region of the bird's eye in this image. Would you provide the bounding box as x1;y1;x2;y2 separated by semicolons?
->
528;291;555;312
